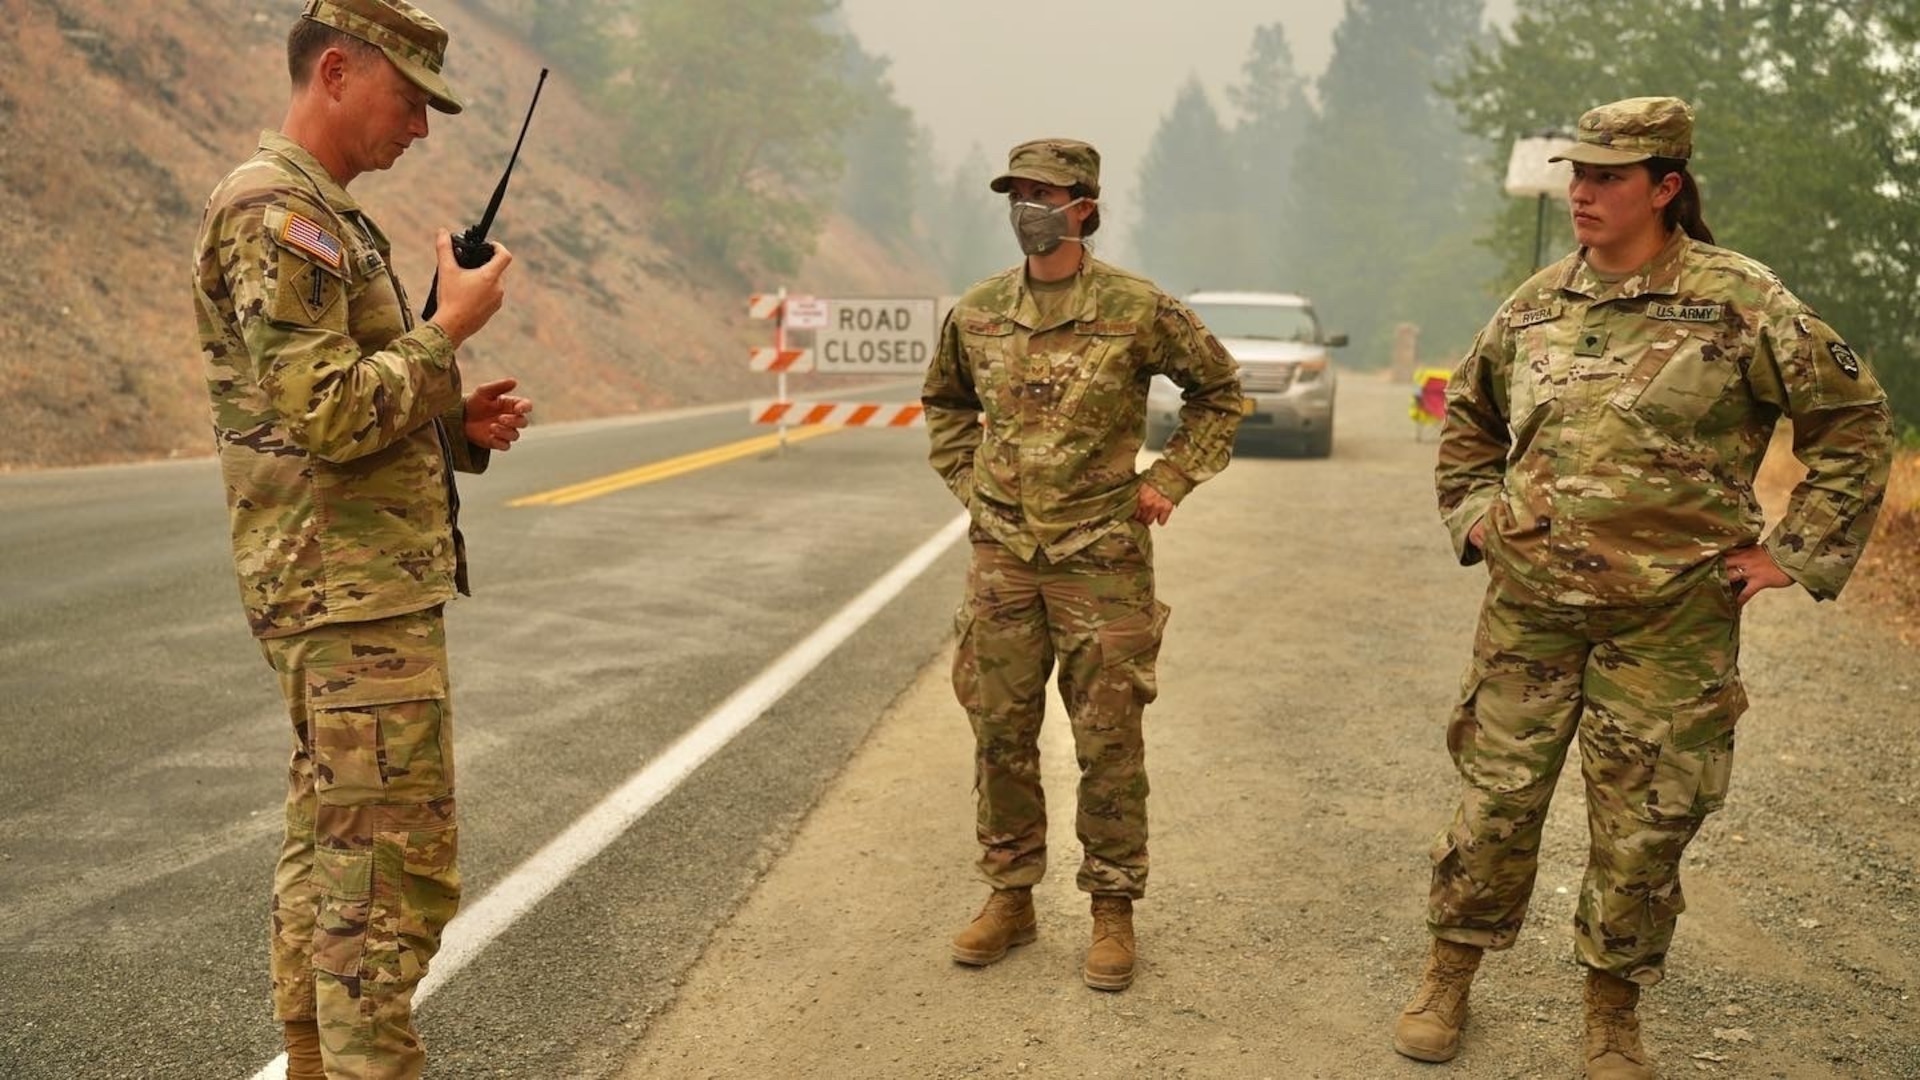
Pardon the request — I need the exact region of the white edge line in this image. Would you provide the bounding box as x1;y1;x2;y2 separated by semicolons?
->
248;511;968;1080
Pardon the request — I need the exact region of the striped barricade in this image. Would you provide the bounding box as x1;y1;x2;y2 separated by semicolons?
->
749;348;814;373
750;401;926;428
748;293;784;320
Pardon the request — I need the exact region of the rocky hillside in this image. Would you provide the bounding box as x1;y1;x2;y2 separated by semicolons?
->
0;0;941;469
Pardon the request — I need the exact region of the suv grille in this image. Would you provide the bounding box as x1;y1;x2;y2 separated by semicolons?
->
1238;362;1296;393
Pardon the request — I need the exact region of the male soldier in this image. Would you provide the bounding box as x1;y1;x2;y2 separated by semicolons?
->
922;139;1243;991
192;2;530;1075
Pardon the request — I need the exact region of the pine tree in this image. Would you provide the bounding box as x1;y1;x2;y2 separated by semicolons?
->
1227;23;1315;292
927;145;1012;291
835;44;921;246
604;0;859;275
1134;77;1252;295
1285;0;1496;365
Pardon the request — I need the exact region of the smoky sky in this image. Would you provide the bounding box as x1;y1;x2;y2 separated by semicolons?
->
840;0;1517;262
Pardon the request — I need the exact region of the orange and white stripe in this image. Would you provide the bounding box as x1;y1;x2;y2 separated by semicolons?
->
747;294;784;320
749;348;814;372
750;400;926;427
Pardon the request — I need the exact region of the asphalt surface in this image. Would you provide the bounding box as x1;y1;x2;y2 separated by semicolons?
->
0;389;969;1079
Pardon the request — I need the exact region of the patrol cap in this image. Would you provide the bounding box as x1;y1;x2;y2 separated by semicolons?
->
1549;97;1693;166
990;138;1101;198
302;0;464;115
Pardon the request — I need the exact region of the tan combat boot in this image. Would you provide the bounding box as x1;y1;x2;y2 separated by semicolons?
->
1392;938;1485;1062
1083;894;1136;991
951;886;1037;966
282;1019;326;1080
1583;968;1653;1079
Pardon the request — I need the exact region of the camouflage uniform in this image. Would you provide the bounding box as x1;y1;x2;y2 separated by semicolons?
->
923;140;1243;897
192;3;481;1074
1432;164;1894;980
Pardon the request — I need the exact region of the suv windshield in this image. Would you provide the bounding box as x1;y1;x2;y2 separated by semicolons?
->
1188;302;1321;343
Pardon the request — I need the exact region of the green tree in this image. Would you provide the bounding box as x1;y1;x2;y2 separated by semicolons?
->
1285;0;1496;365
1135;77;1255;294
835;42;921;245
520;0;618;83
924;144;1010;291
1447;0;1920;429
604;0;859;275
1225;23;1315;292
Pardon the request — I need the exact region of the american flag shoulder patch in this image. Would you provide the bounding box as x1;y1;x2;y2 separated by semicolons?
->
280;212;344;270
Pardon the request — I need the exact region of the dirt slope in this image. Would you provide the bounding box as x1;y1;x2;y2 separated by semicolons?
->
0;0;940;469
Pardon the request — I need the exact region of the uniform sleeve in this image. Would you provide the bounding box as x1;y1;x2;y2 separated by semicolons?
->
440;400;492;475
921;310;982;507
1434;308;1514;566
219;195;463;465
1143;300;1243;504
1748;301;1895;600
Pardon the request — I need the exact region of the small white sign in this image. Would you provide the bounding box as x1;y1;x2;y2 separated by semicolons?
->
784;297;830;330
817;298;938;373
1504;135;1577;200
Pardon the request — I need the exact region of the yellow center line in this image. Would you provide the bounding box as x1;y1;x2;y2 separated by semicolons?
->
510;426;843;507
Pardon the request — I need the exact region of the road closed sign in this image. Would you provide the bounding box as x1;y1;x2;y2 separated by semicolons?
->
816;298;937;373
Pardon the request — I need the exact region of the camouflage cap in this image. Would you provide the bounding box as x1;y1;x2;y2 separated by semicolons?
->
1549;97;1693;166
303;0;463;115
989;138;1101;198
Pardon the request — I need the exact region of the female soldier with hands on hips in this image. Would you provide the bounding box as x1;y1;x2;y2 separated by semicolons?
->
1394;97;1894;1079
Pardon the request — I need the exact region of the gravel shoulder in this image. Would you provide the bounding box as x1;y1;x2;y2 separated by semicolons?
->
618;380;1918;1079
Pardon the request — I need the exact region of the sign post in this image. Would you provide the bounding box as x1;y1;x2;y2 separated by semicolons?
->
1504;130;1577;272
749;287;799;448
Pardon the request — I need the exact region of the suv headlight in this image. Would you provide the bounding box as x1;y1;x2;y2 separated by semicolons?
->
1294;358;1329;383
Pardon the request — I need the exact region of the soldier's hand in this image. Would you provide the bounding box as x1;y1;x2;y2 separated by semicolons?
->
428;230;512;349
1725;545;1792;608
464;377;533;451
1468;517;1488;551
1135;482;1175;526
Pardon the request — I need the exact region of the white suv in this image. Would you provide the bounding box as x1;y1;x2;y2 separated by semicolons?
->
1146;291;1346;457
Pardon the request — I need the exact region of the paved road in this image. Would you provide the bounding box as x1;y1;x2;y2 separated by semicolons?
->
0;389;974;1078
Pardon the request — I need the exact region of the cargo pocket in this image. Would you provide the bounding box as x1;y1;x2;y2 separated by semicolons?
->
951;608;982;712
1446;663;1561;797
313;823;460;992
1058;332;1136;420
1445;667;1486;771
1425;815;1503;939
310;845;372;980
1427;816;1485;891
1096;601;1170;705
961;321;1018;417
360;822;460;996
307;657;450;806
1643;679;1746;822
1609;327;1735;424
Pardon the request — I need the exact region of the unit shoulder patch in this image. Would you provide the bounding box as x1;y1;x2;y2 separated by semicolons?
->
1827;340;1861;380
268;248;345;329
1647;301;1723;322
